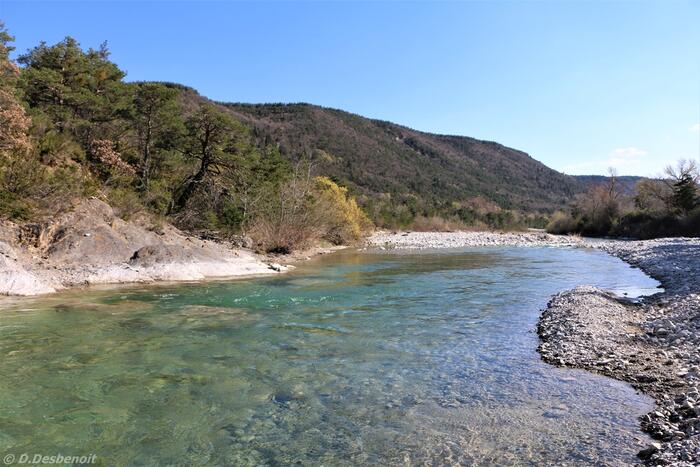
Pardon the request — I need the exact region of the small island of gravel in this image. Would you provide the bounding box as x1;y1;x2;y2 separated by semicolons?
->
368;231;700;465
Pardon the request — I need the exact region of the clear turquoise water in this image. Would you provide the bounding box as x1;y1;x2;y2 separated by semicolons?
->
0;247;659;466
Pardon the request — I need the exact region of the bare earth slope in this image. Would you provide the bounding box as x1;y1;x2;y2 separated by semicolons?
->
0;198;285;296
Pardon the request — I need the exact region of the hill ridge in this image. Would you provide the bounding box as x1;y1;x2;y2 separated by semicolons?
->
218;100;581;225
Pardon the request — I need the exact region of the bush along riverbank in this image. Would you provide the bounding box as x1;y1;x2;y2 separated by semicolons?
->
538;238;700;465
547;162;700;240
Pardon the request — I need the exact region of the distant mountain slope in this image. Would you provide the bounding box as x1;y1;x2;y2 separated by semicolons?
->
223;103;582;213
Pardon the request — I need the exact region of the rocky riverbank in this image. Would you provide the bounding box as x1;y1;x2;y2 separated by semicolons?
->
0;198;292;296
369;231;700;465
368;230;582;249
539;238;700;465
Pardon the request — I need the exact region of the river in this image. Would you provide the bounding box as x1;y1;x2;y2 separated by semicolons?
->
0;246;660;465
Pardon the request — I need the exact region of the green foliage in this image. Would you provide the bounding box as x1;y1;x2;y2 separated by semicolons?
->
131;82;183;189
106;187;143;221
33;122;86;164
0;149;92;220
672;173;697;215
226;103;580;226
0;22;18;88
0;28;381;250
171;103;245;213
0;22;14;59
0;25;76;219
19;37;130;145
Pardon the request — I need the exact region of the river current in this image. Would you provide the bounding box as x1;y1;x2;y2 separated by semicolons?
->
0;246;660;465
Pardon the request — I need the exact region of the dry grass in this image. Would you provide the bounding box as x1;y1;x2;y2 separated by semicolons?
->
545;211;580;235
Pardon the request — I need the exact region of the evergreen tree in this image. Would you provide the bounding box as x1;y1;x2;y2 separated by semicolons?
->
672;173;697;214
0;22;30;156
18;37;130;144
131;83;183;189
0;22;18;88
171;103;245;212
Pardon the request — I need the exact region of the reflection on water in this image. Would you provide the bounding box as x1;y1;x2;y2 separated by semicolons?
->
0;247;659;465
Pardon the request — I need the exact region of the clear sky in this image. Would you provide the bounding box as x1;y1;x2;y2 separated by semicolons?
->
1;0;699;176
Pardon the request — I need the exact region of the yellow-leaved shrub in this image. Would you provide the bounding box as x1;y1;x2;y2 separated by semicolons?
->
314;176;373;245
247;174;373;253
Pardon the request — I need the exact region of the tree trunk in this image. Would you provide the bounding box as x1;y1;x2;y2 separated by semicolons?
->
171;160;208;213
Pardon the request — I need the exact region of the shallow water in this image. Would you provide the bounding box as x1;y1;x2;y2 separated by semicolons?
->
0;247;660;465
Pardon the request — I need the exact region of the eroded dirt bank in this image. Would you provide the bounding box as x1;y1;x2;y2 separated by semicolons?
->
0;198;289;296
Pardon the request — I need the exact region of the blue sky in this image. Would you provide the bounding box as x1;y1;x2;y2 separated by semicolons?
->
2;1;699;176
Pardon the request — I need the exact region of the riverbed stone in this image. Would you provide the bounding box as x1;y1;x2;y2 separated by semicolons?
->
537;237;700;466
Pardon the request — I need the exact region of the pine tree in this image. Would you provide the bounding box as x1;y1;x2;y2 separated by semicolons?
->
171;103;245;212
0;23;31;160
131;83;183;189
18;37;129;144
672;173;697;214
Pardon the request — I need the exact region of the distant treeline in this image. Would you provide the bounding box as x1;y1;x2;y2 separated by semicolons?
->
547;162;700;239
0;25;371;252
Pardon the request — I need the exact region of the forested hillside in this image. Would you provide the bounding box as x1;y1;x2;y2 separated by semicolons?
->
574;175;643;196
225;103;583;227
1;27;598;250
0;28;370;252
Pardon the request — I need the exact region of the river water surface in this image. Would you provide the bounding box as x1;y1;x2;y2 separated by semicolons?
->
0;247;660;465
